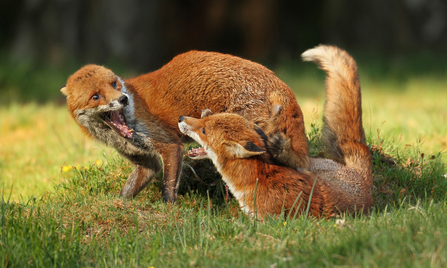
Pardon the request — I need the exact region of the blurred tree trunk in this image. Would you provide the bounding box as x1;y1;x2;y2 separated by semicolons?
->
4;0;447;71
321;0;447;52
10;0;163;70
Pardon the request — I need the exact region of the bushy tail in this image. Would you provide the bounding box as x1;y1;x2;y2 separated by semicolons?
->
302;45;370;171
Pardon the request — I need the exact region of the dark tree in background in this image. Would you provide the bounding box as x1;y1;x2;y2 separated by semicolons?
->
1;0;446;71
4;0;163;69
321;0;447;53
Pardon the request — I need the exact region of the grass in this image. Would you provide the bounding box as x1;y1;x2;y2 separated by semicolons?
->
1;147;446;267
0;102;110;201
1;51;447;267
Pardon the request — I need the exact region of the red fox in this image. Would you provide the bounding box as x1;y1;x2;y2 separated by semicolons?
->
61;51;309;202
178;45;373;218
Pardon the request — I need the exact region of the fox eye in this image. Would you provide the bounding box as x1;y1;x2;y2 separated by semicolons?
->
112;81;117;89
201;127;206;135
91;94;100;101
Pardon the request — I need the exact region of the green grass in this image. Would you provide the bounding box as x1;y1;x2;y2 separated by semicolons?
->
1;52;447;267
1;146;446;267
0;103;110;201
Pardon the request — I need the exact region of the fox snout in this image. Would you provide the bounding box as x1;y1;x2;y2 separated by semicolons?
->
178;116;185;123
109;95;129;108
118;95;129;106
178;116;190;134
178;116;197;128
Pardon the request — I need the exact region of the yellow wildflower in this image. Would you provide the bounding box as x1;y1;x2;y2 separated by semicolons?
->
62;165;73;172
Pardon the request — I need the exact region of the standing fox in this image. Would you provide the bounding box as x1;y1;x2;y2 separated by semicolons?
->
61;51;309;202
178;45;373;218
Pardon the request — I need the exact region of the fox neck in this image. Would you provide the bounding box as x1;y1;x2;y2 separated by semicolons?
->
218;157;260;185
216;156;267;215
122;77;174;138
119;77;136;131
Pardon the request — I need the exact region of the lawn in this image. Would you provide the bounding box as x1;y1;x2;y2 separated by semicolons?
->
0;53;446;267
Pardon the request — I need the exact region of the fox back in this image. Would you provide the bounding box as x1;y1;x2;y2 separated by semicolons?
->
179;45;373;217
127;51;310;169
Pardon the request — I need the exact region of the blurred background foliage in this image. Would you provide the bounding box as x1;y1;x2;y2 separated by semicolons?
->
0;0;447;104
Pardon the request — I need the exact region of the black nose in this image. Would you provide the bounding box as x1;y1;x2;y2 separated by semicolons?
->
118;95;128;106
178;116;185;123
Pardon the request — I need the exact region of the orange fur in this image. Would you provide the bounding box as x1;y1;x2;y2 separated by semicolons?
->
303;45;373;213
63;64;124;137
61;51;309;202
179;114;334;219
178;45;373;218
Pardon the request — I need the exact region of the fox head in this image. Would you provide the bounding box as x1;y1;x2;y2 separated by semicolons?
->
178;113;266;168
61;64;134;140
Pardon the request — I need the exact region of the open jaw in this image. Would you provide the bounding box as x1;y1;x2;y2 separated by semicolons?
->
100;109;134;139
187;147;208;159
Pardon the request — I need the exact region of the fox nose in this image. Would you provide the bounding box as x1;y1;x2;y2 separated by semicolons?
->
118;95;128;106
178;116;185;123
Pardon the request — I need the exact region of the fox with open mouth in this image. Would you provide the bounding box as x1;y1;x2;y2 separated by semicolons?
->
61;51;311;202
178;45;373;218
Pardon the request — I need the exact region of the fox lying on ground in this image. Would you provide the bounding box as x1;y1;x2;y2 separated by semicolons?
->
178;45;373;218
61;51;309;202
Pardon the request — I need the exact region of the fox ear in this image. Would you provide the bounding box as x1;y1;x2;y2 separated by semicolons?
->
224;141;265;159
272;105;282;118
253;124;268;141
60;85;69;96
200;108;214;118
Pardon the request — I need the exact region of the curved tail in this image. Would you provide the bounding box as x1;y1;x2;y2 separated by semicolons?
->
302;45;370;171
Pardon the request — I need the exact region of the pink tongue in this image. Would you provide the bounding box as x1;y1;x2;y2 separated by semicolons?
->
111;111;133;138
188;147;207;158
